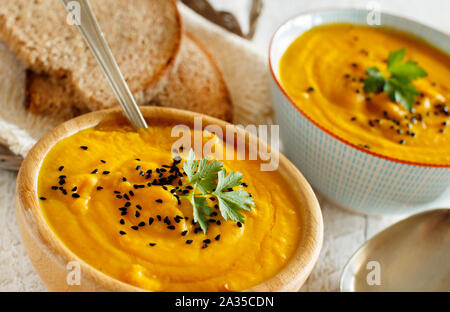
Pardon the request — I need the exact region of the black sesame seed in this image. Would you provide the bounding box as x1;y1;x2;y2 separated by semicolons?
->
119;231;127;235
51;186;58;190
157;215;162;221
138;222;146;227
397;129;403;134
136;165;141;171
148;217;154;225
102;171;110;175
209;197;216;201
135;211;141;218
58;166;64;171
136;204;142;210
135;158;141;161
97;186;103;190
71;186;77;192
121;211;127;216
80;146;88;150
202;244;208;249
131;226;139;230
116;195;122;199
123;194;130;201
129;190;134;196
164;216;171;225
72;193;80;198
122;177;127;182
215;234;221;241
306;86;314;92
203;239;211;244
39;197;46;200
149;243;156;247
120;219;125;225
100;160;106;164
91;169;98;174
216;220;222;226
181;230;188;236
114;190;121;194
167;225;176;230
440;129;445;133
186;240;193;244
156;199;163;203
237;222;242;228
399;140;406;145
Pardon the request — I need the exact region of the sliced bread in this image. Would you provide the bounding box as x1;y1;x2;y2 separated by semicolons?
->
25;33;233;121
150;34;232;121
0;0;182;113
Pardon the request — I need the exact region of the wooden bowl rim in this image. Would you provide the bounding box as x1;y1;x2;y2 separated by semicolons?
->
16;106;323;292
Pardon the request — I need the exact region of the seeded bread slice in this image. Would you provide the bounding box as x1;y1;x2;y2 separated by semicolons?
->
0;0;182;114
150;34;232;121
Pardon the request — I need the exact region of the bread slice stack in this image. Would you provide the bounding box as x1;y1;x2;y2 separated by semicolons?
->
0;0;232;121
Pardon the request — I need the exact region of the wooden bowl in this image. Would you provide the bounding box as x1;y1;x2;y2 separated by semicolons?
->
15;107;323;292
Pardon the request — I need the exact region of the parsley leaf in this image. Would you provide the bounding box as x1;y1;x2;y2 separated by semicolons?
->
363;48;427;111
363;67;385;94
213;169;254;223
178;150;254;233
183;149;198;181
192;158;223;194
189;191;212;234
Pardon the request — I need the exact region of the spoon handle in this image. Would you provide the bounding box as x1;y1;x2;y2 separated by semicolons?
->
60;0;148;128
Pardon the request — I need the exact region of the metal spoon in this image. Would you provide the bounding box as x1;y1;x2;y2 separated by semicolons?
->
60;0;148;128
340;209;450;291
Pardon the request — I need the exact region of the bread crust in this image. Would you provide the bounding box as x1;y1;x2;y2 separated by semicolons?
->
150;33;233;121
0;0;183;114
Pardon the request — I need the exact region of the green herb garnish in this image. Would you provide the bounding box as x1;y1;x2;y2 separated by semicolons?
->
363;48;428;112
179;150;254;234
